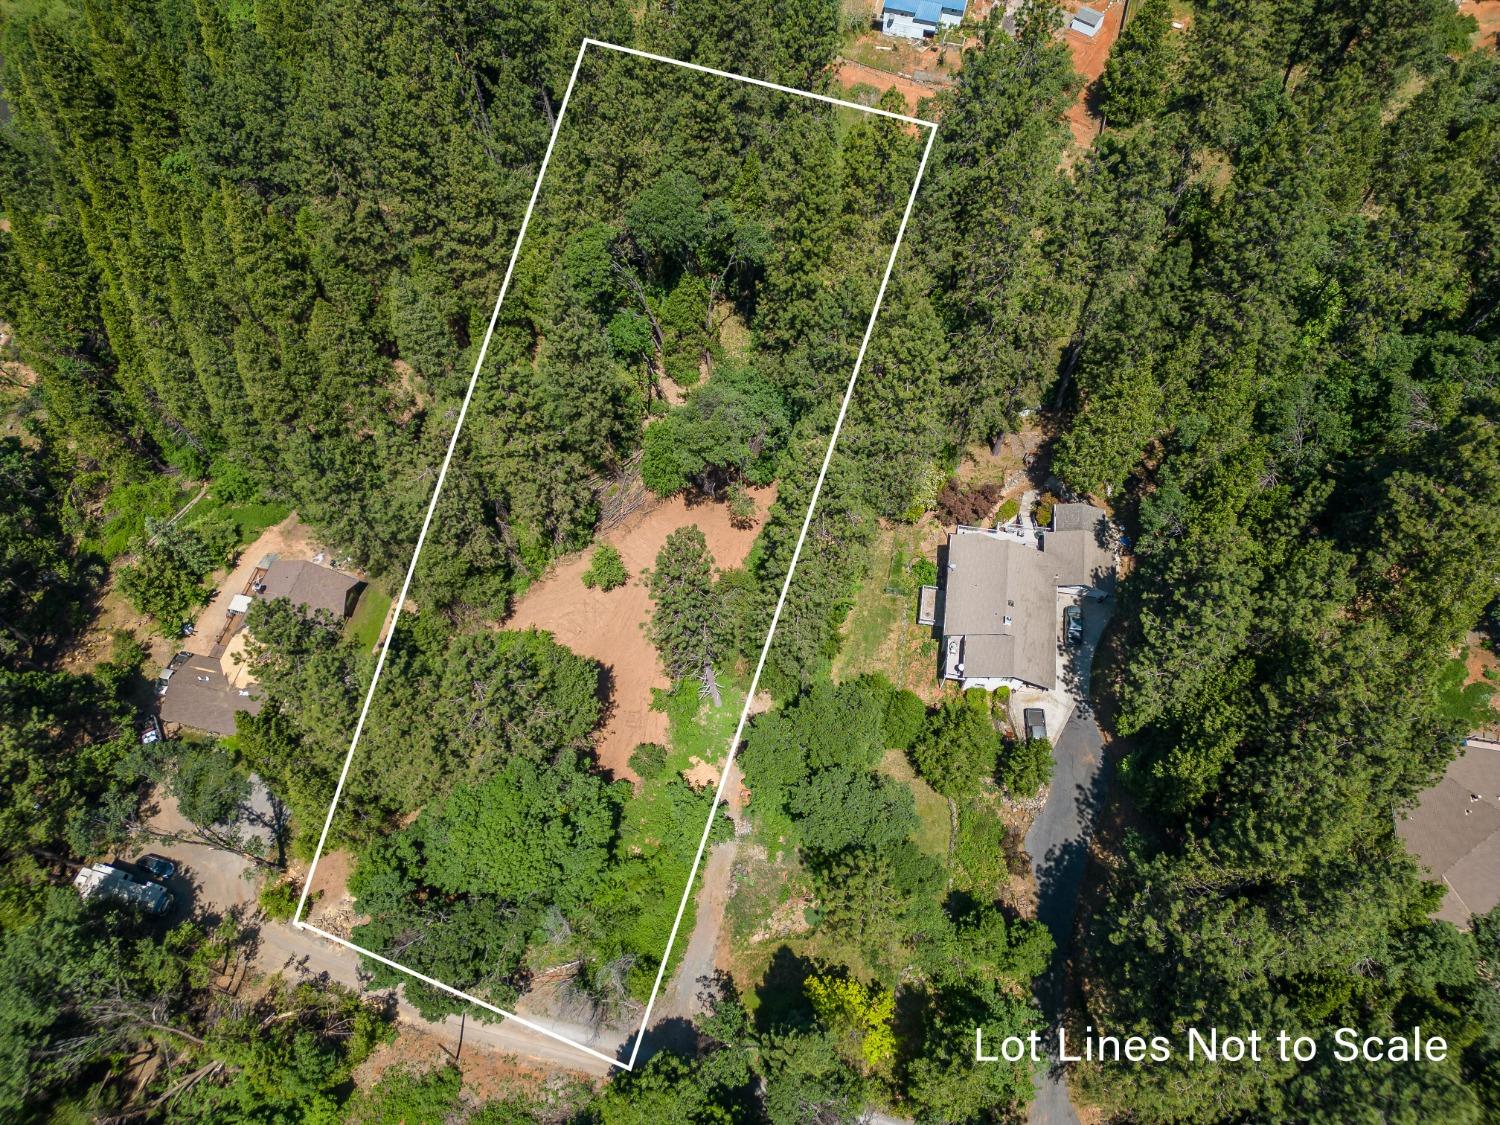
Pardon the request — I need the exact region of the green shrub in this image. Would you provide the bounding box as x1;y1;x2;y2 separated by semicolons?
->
1034;494;1056;528
629;742;669;780
996;497;1020;524
728;483;758;529
910;557;938;587
900;463;948;522
911;689;1001;798
582;544;628;591
258;878;303;922
953;798;1011;891
884;689;928;751
118;522;232;632
1001;735;1053;798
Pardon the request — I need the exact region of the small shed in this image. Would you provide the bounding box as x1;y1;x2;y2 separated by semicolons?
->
1070;6;1104;35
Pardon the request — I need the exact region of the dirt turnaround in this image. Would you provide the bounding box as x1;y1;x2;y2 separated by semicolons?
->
506;486;774;782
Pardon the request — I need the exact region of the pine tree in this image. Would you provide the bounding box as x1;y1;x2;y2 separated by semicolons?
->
648;526;725;705
1098;0;1175;126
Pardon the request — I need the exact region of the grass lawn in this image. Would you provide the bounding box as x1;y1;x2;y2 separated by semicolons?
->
344;585;393;652
183;496;292;547
833;522;943;700
878;749;951;858
654;673;747;773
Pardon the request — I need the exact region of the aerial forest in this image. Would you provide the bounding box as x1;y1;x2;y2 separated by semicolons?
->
0;0;1498;1120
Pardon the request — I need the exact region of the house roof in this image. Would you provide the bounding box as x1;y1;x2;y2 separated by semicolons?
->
915;0;942;21
158;654;262;736
1044;504;1116;590
259;560;361;618
883;0;919;14
939;505;1115;689
1399;743;1500;926
942;532;1057;689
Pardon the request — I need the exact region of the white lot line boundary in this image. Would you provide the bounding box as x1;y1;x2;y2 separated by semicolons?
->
293;35;938;1072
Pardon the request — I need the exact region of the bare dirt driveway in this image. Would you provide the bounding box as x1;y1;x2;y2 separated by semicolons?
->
506;486;773;780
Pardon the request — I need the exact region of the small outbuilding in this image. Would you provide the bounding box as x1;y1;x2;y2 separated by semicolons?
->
1070;5;1104;36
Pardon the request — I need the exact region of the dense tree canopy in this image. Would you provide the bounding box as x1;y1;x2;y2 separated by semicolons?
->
2;0;1498;1119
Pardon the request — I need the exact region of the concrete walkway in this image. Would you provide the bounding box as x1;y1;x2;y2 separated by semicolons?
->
1025;596;1112;1125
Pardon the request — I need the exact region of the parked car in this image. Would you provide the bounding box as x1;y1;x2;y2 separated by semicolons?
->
139;714;163;745
1023;707;1047;742
136;854;176;882
1064;603;1083;646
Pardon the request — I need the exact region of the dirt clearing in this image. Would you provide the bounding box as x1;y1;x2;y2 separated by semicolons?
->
507;486;774;781
1061;0;1125;148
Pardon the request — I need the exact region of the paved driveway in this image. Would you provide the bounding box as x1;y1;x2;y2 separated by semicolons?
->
1025;596;1112;1125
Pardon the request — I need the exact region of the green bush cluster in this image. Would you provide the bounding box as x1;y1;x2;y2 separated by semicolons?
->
582;544;629;591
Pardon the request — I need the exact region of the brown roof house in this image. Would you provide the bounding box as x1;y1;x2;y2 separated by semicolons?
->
920;504;1116;692
158;557;361;737
158;654;262;737
1399;741;1500;926
259;558;363;619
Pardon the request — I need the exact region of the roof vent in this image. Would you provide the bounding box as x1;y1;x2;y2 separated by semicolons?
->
1002;615;1013;626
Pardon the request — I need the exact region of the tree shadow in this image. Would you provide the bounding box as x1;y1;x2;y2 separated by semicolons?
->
590;663;621;784
620;1015;698;1069
753;945;818;1034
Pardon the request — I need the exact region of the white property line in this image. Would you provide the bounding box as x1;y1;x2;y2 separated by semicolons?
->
580;38;936;127
297;921;625;1069
293;36;939;1072
623;121;938;1070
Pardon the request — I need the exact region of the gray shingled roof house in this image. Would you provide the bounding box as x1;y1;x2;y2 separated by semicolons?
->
924;504;1115;692
260;559;363;618
1399;742;1500;926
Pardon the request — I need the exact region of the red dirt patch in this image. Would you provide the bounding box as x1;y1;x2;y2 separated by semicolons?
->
1463;0;1500;51
834;58;944;116
353;1025;573;1106
506;486;774;782
1061;0;1125;148
300;848;364;938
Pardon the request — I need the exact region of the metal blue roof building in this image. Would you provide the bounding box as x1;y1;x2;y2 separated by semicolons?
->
880;0;966;39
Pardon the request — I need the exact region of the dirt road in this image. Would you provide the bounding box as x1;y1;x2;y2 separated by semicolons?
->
655;838;739;1021
506;487;772;779
255;922;620;1077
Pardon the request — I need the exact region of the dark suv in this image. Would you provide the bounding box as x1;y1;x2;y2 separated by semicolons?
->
137;854;176;882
